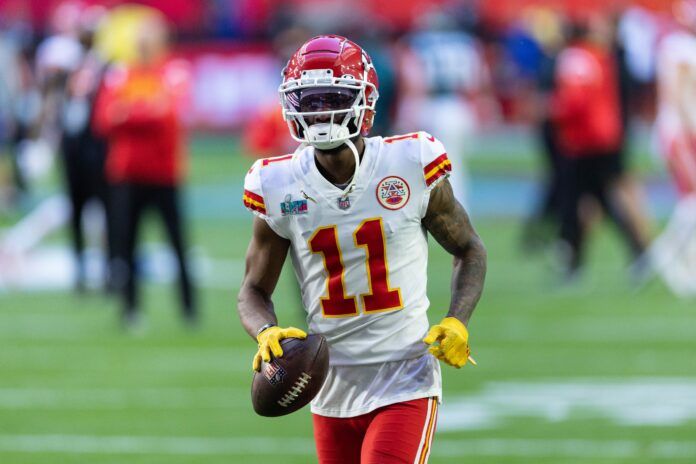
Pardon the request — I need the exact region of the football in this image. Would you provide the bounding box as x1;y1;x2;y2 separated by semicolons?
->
251;334;330;417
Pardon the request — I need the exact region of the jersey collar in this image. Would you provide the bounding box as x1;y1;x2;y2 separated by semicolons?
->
293;137;380;212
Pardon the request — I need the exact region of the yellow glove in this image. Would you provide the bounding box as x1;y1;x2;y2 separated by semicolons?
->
252;326;307;371
423;317;476;368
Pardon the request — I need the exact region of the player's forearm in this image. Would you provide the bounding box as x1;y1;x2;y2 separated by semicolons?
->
447;235;487;326
237;284;278;340
422;180;487;326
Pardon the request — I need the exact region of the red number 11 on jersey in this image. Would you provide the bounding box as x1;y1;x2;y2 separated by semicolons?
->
308;218;403;318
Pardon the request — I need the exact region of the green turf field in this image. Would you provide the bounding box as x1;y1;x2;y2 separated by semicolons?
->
1;135;695;463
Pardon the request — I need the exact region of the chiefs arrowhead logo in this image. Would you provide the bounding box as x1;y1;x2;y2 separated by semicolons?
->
376;176;410;210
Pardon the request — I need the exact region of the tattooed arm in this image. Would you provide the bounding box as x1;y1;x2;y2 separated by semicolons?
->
422;179;487;325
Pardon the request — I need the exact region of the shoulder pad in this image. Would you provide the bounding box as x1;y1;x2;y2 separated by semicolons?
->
243;159;268;217
382;132;450;189
242;154;296;219
418;132;450;189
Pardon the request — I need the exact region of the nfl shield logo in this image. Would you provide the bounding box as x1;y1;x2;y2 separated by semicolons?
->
264;361;287;386
338;196;351;210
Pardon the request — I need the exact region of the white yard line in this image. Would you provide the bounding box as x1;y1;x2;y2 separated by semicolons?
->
0;346;252;361
434;439;696;459
0;435;314;456
0;346;255;373
0;387;251;409
0;242;244;293
439;379;696;429
3;379;696;428
0;435;694;459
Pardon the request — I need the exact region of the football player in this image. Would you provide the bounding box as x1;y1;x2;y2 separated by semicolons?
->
648;0;696;295
237;35;487;463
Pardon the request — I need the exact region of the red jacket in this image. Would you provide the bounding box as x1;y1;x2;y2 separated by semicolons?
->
552;42;622;157
243;103;296;159
93;59;190;185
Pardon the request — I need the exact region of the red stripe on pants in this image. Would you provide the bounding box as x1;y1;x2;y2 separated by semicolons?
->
312;397;437;464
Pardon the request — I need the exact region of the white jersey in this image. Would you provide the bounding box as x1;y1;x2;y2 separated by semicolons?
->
243;132;451;366
311;353;441;417
656;31;696;138
243;133;450;416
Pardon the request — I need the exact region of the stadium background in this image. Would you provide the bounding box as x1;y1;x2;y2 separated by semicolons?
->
0;0;695;463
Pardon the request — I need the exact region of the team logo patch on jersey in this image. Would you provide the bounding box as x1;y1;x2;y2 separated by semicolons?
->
264;361;287;386
280;194;308;216
376;176;410;210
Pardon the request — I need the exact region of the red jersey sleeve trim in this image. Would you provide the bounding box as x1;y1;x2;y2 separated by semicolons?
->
243;189;267;215
423;153;452;187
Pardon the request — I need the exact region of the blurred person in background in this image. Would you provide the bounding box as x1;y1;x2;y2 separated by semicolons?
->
655;0;696;199
243;101;295;158
357;24;398;137
648;0;696;296
520;8;566;251
0;30;39;209
609;10;653;268
35;1;84;160
396;5;493;206
617;6;660;122
93;12;196;328
552;16;646;282
59;5;112;292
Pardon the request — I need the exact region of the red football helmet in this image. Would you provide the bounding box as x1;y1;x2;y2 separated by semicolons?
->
279;35;379;150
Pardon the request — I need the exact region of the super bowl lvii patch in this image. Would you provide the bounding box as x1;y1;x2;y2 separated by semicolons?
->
281;194;308;216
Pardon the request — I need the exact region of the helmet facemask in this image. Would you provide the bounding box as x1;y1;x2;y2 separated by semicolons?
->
279;69;378;150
